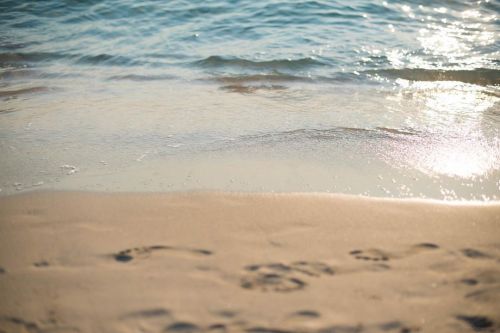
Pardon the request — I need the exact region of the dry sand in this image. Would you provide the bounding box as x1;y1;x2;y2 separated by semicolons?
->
0;191;499;333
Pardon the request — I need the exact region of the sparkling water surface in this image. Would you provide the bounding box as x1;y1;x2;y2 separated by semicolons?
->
0;0;499;199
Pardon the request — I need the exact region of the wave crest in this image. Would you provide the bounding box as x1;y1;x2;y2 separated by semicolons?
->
193;55;327;70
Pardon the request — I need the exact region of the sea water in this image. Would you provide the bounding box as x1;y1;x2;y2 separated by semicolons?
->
0;0;499;199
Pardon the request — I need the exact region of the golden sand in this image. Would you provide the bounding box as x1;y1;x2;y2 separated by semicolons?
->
0;191;499;332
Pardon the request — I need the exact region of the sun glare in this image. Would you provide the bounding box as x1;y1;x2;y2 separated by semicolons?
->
392;82;499;179
419;136;499;178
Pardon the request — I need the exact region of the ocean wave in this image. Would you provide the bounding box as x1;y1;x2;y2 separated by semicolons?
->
0;86;49;98
234;127;417;146
207;73;319;93
74;54;139;66
206;71;368;87
369;68;500;86
193;56;327;71
220;84;288;93
0;52;68;64
1;0;498;88
214;73;312;83
0;52;139;67
0;68;40;80
106;74;177;81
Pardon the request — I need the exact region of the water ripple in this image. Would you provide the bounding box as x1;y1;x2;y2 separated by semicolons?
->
0;0;497;84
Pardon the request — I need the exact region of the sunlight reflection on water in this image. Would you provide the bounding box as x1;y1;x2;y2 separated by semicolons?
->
388;81;499;179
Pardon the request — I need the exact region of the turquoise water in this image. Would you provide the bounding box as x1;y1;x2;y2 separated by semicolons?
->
0;0;499;199
1;0;499;83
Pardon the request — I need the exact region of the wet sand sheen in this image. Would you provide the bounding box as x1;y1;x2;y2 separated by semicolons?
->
0;191;499;333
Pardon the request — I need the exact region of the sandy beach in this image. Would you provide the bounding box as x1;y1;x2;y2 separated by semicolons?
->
2;0;499;332
0;191;499;333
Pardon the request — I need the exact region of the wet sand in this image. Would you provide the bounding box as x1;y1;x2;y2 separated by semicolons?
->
0;191;499;333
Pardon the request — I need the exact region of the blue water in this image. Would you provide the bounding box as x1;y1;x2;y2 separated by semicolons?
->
0;0;499;199
1;0;499;85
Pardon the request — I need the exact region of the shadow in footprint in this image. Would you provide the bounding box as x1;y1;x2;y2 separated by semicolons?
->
246;327;296;333
317;324;363;333
291;310;320;318
33;261;50;268
349;249;389;262
456;315;494;331
378;321;418;332
123;308;171;319
460;278;479;286
461;249;492;259
241;273;306;292
207;323;227;333
413;243;440;250
164;322;200;333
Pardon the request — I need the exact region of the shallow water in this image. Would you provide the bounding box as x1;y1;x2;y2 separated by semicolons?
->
0;0;499;199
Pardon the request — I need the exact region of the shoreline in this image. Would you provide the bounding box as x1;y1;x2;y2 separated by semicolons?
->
0;191;499;332
3;188;500;204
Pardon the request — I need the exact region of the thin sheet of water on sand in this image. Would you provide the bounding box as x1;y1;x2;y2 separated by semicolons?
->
0;82;498;200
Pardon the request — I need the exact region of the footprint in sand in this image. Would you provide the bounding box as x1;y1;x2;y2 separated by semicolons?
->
120;307;172;332
0;317;39;333
245;326;302;333
453;246;500;305
213;310;238;319
206;323;228;333
164;321;201;333
456;315;495;332
0;316;79;333
461;269;500;305
113;245;213;263
460;278;479;286
122;309;230;333
117;308;429;333
460;248;494;260
349;243;440;262
349;249;390;262
240;261;334;292
123;308;171;318
33;260;50;268
290;261;335;277
165;322;232;333
413;243;440;250
290;310;321;318
377;321;421;332
461;269;500;287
